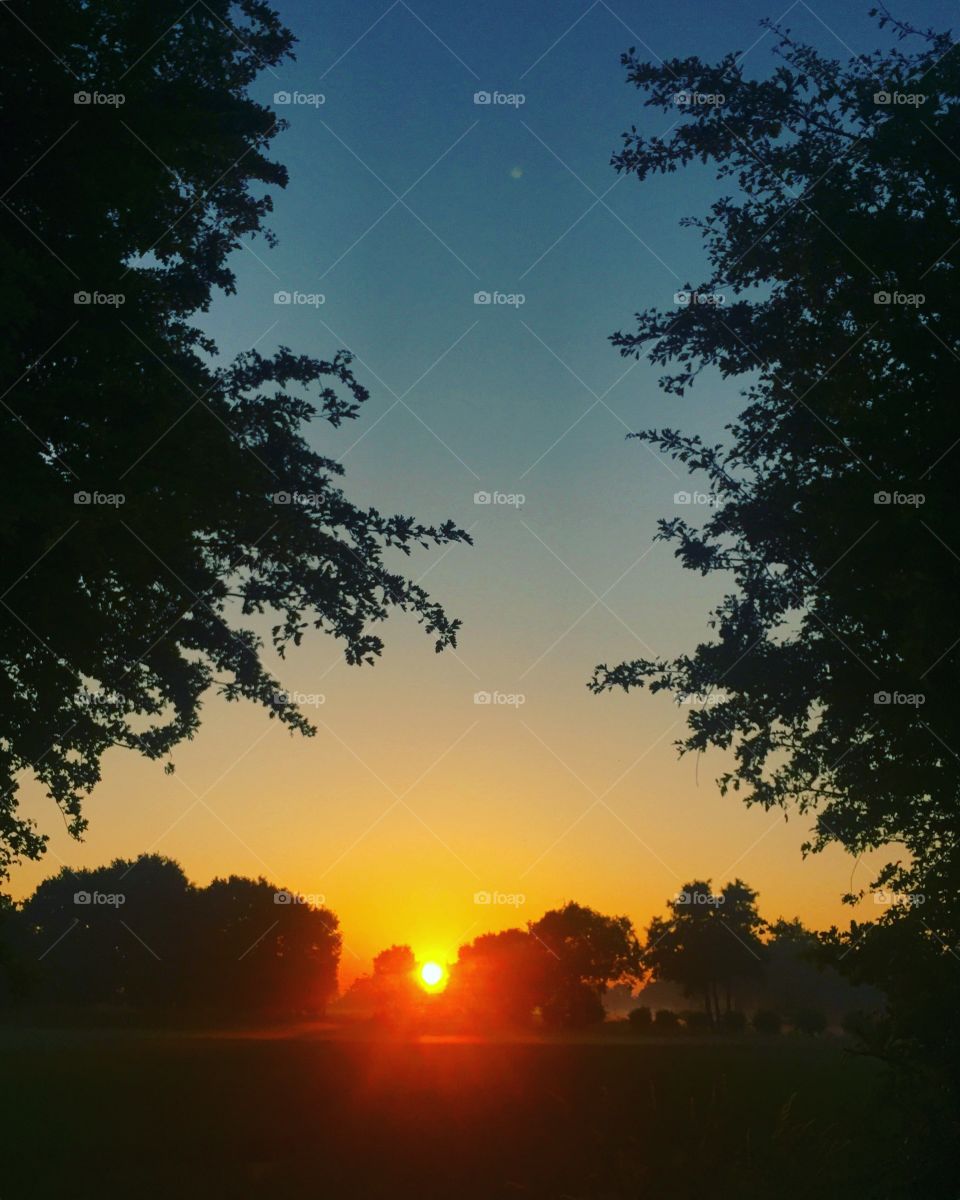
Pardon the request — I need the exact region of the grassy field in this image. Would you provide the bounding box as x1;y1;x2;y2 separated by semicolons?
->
1;1024;908;1198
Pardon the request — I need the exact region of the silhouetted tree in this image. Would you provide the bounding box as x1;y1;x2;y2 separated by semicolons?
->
23;854;192;1007
448;929;550;1028
590;8;960;1087
373;944;416;977
189;875;340;1016
0;0;468;878
19;856;339;1016
627;1004;652;1032
530;902;641;1028
644;881;765;1024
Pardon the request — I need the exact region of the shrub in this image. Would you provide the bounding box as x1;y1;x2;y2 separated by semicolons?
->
752;1009;783;1034
654;1008;680;1031
719;1010;747;1034
680;1009;713;1032
792;1007;828;1036
627;1005;652;1032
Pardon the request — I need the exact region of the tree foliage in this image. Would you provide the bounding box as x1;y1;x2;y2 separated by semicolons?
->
590;7;960;1063
643;880;765;1021
0;0;468;877
530;901;642;1027
12;854;340;1015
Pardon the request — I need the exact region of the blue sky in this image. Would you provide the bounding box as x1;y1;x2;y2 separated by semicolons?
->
19;0;959;974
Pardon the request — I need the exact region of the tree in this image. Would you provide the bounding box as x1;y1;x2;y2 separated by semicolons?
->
372;944;417;978
448;929;549;1027
19;856;340;1016
529;902;641;1028
0;0;468;878
189;874;340;1016
643;881;765;1023
22;854;193;1007
589;9;960;1078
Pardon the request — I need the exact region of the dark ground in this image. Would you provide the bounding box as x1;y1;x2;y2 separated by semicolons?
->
0;1024;912;1199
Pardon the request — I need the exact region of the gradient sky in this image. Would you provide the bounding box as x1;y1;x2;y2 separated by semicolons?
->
15;0;956;982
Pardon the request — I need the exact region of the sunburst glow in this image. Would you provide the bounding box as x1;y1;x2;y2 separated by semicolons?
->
419;961;445;989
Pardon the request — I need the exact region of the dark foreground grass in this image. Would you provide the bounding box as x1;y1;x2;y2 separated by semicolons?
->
1;1026;908;1199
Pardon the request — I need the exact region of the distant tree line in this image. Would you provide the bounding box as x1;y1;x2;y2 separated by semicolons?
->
2;861;879;1032
345;885;877;1032
0;855;340;1018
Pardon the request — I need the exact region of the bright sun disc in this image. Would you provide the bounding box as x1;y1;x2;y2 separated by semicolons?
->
419;961;444;987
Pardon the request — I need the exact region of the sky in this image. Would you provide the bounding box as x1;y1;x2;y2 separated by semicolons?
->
15;0;958;983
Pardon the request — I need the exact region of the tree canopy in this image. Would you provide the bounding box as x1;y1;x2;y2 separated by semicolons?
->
12;854;340;1015
590;8;960;1061
643;880;766;1022
0;0;468;877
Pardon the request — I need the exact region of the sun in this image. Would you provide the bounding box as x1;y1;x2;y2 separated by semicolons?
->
418;960;446;990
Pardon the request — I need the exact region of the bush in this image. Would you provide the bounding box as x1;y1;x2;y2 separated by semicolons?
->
654;1008;680;1031
719;1010;747;1034
627;1005;652;1032
752;1009;783;1034
792;1007;828;1036
680;1009;713;1032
